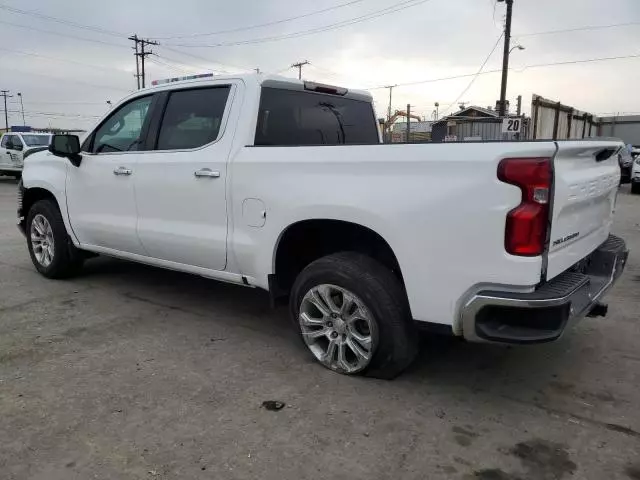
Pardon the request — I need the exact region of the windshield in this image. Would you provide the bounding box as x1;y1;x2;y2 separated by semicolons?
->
22;135;51;147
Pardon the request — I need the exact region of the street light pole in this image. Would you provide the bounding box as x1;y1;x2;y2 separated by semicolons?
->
498;0;514;117
17;93;25;126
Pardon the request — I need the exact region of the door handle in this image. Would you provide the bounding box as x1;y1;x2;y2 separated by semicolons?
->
113;166;132;176
194;168;220;178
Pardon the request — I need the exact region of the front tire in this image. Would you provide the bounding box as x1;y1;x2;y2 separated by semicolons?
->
290;252;418;379
26;199;84;278
632;182;640;194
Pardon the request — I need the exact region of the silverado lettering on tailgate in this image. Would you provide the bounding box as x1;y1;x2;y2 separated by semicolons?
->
553;232;580;247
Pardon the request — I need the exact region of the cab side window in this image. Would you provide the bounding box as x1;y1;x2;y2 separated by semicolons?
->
2;135;19;150
155;87;230;151
92;96;153;154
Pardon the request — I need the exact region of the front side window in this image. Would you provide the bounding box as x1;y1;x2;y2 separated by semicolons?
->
3;135;18;149
156;86;230;151
22;135;50;147
92;95;152;153
255;88;378;146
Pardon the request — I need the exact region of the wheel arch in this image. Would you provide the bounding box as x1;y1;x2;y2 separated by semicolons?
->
272;218;405;296
19;183;78;245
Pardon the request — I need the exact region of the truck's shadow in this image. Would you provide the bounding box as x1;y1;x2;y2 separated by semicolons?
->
80;255;584;394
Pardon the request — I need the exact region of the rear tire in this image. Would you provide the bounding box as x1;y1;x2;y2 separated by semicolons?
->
632;182;640;194
26;199;84;278
290;252;418;379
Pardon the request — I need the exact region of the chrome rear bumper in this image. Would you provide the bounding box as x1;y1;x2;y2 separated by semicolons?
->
461;235;628;344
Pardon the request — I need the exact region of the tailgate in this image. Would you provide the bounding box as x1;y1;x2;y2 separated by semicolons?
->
546;140;622;280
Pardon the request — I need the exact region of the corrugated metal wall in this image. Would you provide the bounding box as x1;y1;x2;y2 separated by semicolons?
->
531;95;598;140
598;116;640;145
454;119;525;141
431;118;528;142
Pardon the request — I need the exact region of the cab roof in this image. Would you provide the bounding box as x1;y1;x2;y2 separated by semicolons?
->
146;72;372;103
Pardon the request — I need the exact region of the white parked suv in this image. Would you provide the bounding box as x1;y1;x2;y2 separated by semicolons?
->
0;132;51;178
17;74;629;378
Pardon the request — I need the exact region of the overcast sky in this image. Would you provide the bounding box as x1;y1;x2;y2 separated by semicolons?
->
1;0;639;129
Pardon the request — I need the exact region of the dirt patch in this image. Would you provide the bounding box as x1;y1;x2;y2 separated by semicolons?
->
626;464;640;480
510;439;576;479
453;425;480;447
471;469;522;480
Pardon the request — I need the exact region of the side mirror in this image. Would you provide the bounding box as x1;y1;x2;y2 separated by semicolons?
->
49;134;82;167
13;143;23;151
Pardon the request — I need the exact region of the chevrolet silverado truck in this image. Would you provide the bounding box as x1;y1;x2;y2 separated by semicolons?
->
17;73;629;378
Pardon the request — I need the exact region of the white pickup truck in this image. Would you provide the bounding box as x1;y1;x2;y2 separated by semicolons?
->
17;74;628;378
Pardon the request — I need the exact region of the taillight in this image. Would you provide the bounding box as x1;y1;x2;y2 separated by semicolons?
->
498;157;551;256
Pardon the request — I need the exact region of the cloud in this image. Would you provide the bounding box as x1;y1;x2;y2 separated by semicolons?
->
0;0;637;128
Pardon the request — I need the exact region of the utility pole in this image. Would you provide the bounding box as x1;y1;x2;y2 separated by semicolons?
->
434;102;439;121
291;60;309;80
384;85;397;142
17;92;25;126
0;90;11;132
385;85;396;124
406;104;411;143
128;34;141;89
138;38;159;89
515;95;522;140
129;35;159;89
498;0;514;117
255;68;261;74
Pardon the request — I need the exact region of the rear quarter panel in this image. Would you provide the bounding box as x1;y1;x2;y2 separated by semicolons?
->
230;141;558;326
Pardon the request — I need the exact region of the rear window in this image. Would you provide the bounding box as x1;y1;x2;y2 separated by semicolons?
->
255;87;378;146
156;86;230;151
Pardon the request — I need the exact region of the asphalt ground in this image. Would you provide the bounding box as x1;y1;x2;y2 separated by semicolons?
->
0;176;639;480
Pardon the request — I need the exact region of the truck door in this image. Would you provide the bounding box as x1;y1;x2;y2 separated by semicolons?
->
0;134;12;169
1;134;23;170
133;83;237;271
66;94;155;254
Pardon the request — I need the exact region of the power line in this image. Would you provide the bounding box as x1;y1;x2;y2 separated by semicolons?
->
367;52;640;90
9;100;107;105
0;3;126;37
148;56;193;75
307;63;347;79
518;21;640;37
2;65;132;92
165;0;433;48
160;46;250;72
0;20;129;49
1;109;101;119
271;66;295;75
154;54;203;73
514;53;640;71
0;46;128;73
440;33;504;116
153;0;370;39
